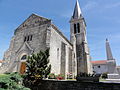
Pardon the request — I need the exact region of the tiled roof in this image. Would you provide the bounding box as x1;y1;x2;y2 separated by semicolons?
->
0;60;3;63
91;60;107;64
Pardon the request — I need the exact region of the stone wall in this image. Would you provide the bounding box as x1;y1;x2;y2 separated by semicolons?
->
26;80;120;90
93;64;108;74
2;14;74;76
49;25;73;76
1;14;52;73
60;42;66;76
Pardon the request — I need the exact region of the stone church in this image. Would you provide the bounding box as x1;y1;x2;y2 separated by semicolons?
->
0;0;92;77
91;39;120;79
91;39;117;74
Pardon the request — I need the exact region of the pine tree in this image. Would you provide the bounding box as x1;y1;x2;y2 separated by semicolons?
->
25;49;51;85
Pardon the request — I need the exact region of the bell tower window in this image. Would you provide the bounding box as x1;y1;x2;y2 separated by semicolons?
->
77;23;80;33
74;24;77;34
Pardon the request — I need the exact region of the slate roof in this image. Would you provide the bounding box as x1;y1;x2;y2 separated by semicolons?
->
73;0;82;19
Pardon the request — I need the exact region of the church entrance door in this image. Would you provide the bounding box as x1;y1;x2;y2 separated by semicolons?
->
20;62;26;74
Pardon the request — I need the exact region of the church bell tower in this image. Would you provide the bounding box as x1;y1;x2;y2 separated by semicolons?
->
70;0;92;75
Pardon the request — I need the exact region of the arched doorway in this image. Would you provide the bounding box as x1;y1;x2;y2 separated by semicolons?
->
20;55;27;74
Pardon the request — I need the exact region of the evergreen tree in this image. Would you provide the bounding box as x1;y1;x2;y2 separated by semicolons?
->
25;49;51;85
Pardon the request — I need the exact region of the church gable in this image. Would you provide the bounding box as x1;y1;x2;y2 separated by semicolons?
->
14;14;51;35
16;42;33;54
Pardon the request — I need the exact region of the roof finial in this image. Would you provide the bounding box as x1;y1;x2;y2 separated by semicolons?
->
73;0;82;19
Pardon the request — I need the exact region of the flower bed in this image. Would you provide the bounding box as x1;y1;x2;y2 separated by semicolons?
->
48;73;65;80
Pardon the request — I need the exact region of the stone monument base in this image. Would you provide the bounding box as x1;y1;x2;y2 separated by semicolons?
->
108;73;120;79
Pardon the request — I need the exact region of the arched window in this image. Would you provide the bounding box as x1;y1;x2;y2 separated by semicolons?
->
24;37;26;42
27;36;29;41
30;35;33;41
24;35;33;42
77;23;80;33
74;53;75;58
21;55;27;60
74;24;76;34
57;48;59;60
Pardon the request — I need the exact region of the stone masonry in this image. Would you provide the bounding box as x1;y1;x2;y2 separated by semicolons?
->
1;0;92;77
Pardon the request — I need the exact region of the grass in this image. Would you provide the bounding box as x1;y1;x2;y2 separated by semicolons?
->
0;74;8;77
99;78;107;82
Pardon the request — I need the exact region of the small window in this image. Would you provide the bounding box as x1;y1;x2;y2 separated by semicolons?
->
57;48;59;60
98;66;100;68
24;37;27;42
30;35;33;41
74;53;75;58
74;24;76;34
21;55;27;60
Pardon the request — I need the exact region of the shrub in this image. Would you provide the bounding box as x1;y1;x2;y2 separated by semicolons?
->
76;72;100;82
48;73;56;79
77;72;101;78
102;73;108;79
0;72;30;90
24;49;51;86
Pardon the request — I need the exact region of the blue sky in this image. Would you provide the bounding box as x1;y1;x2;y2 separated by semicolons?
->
0;0;120;65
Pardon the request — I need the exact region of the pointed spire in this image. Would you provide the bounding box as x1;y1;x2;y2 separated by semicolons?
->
73;0;82;19
106;38;114;60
